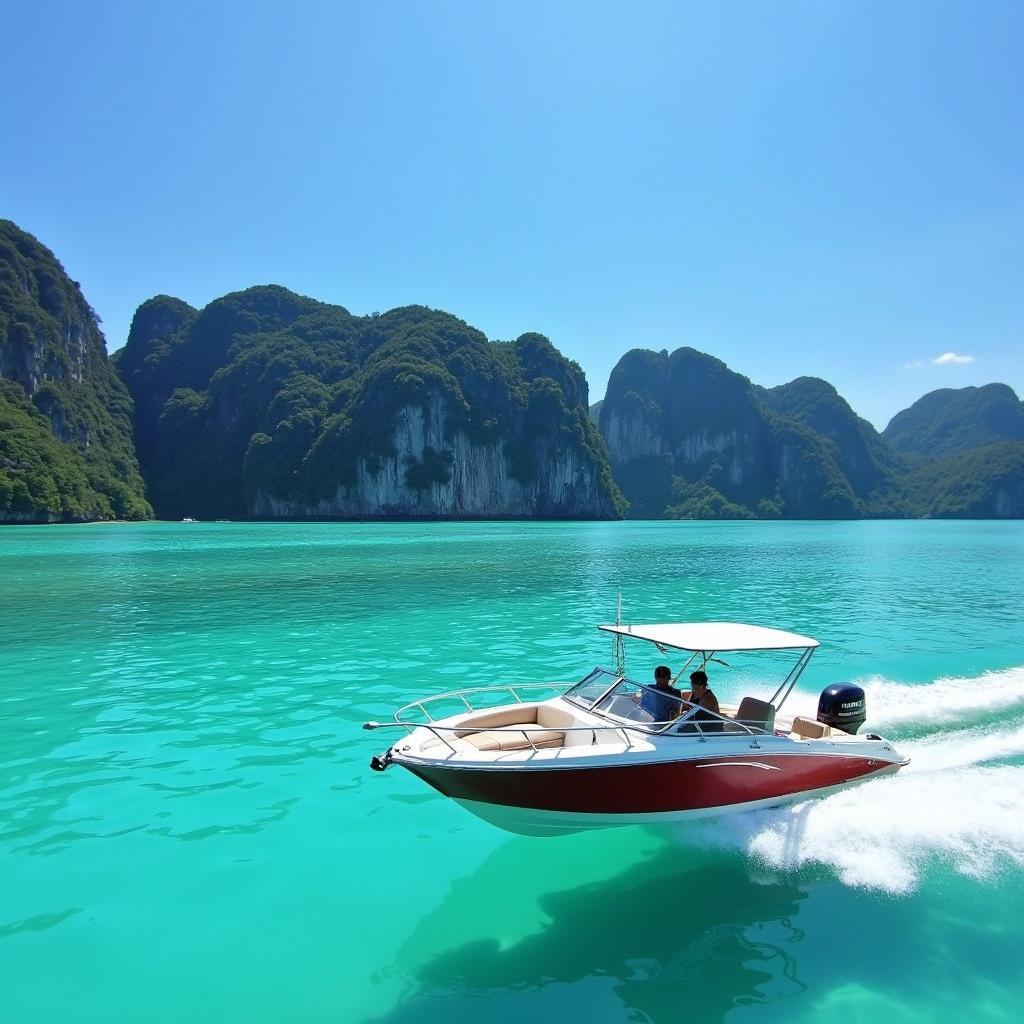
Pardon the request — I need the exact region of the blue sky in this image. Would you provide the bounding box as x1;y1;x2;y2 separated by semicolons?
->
3;1;1021;429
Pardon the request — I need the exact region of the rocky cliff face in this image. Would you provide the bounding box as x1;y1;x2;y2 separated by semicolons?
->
114;295;197;464
117;289;623;520
251;396;616;518
0;221;151;521
994;483;1024;517
601;403;664;463
756;376;901;507
599;347;1024;519
0;298;89;400
599;348;871;518
0;229;95;435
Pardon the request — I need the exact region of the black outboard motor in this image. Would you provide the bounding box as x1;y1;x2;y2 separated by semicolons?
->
817;683;866;735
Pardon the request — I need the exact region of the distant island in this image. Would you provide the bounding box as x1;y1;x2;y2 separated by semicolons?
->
596;348;1023;518
115;287;621;520
2;220;1022;522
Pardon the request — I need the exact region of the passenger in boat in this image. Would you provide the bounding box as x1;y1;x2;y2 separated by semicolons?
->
682;670;721;732
637;665;683;722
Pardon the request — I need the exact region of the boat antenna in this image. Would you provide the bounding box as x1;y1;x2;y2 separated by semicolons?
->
614;593;625;676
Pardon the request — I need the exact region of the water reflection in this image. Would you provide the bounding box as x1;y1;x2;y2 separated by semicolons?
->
372;841;808;1023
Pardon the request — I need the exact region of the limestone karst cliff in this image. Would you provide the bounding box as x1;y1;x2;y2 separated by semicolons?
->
115;288;623;520
4;220;1019;522
249;396;613;518
598;347;1023;519
0;221;150;521
598;348;869;518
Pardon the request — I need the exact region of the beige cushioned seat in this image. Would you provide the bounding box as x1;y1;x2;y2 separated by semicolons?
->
458;726;566;751
454;708;536;735
790;716;830;739
452;704;575;751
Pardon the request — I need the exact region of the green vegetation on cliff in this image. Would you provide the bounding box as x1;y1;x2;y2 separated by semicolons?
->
599;348;875;519
6;221;1016;522
0;380;102;520
116;288;622;519
0;221;151;521
904;441;1024;518
883;384;1024;456
599;347;1023;519
757;377;901;498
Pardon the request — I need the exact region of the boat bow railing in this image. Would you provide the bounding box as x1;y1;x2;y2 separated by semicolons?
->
392;681;578;725
363;681;777;756
364;718;643;754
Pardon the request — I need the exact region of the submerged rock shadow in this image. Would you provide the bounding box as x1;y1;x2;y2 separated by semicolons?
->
369;837;808;1023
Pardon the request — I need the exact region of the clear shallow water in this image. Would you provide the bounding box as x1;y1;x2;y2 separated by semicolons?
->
1;520;1022;1023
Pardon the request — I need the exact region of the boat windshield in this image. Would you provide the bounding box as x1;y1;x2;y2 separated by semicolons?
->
593;678;691;725
563;668;620;710
563;671;688;726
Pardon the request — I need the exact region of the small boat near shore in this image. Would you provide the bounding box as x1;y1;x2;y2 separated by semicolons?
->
366;621;909;836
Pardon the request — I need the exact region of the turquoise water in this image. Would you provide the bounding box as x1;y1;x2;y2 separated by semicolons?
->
1;520;1022;1023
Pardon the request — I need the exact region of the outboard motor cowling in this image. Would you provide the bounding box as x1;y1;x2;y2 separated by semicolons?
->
817;683;866;735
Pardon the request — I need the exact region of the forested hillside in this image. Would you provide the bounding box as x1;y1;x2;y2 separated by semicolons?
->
0;221;150;522
115;287;623;520
883;384;1024;456
3;220;1019;523
598;347;1023;519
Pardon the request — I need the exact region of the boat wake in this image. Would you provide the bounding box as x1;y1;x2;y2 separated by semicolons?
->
672;666;1024;894
782;663;1024;733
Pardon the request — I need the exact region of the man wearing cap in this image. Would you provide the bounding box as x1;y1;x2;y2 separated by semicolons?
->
637;665;682;722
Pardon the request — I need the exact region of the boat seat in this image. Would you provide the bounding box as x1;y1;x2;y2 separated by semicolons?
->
458;726;566;751
789;716;831;739
452;705;575;751
537;707;575;729
732;697;776;734
454;708;538;736
453;704;573;737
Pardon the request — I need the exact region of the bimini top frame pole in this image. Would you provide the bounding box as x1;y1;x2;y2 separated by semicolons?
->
767;644;816;711
598;621;819;712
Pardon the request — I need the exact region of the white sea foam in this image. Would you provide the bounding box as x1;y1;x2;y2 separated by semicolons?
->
903;723;1024;773
673;667;1024;894
860;665;1024;731
782;664;1024;733
683;765;1024;894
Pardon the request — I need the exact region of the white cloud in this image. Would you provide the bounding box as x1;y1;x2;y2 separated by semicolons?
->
933;352;975;365
903;360;924;370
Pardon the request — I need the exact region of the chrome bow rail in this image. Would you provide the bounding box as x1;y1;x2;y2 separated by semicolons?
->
363;681;775;756
391;681;576;725
364;718;641;755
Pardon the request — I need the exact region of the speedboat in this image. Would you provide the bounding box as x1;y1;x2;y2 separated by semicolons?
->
365;621;909;836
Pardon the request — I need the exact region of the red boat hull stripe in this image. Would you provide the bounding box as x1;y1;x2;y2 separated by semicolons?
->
402;754;893;813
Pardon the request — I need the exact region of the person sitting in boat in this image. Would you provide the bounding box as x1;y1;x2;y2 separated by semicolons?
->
636;665;682;722
681;669;721;732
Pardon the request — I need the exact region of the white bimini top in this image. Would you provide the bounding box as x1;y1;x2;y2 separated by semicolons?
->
598;621;819;652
